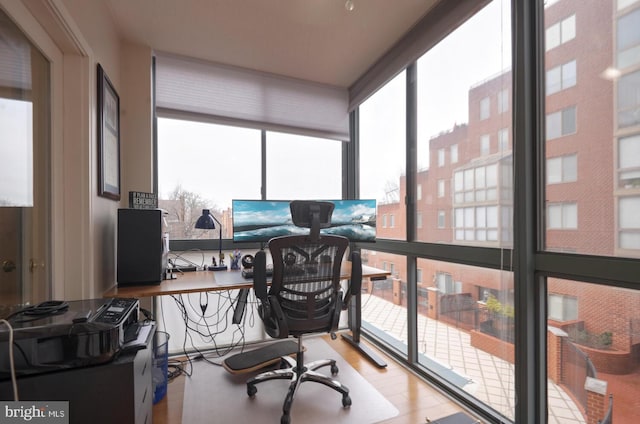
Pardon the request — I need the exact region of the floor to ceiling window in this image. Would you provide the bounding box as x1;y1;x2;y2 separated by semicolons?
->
541;1;640;422
357;0;640;423
414;0;515;416
359;0;517;419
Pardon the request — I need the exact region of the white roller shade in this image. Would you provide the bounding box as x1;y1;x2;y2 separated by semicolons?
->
155;52;349;141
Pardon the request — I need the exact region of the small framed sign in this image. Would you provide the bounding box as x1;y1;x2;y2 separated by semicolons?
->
129;191;158;209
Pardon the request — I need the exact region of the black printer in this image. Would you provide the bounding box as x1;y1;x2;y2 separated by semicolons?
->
0;298;139;379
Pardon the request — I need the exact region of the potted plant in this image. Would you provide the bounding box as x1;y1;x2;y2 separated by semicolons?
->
485;294;515;336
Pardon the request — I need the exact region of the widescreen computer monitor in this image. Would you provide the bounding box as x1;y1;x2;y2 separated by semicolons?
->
232;199;377;243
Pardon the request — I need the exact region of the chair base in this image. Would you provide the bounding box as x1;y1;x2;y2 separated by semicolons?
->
246;338;351;424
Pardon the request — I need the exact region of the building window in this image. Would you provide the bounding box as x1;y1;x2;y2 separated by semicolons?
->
454;164;498;204
417;268;423;284
437;210;446;229
547;154;578;184
417;183;422;201
451;144;459;164
546;14;576;52
438;148;446;167
480;96;490;120
436;272;461;294
390;214;395;228
617;7;640;68
498;128;509;151
548;293;578;322
546;60;577;95
619;196;640;249
619;134;640;188
546;106;577;140
547;202;578;229
618;70;640;128
480;134;490;156
497;89;509;114
454;206;499;241
438;179;445;198
382;214;387;228
417;211;423;229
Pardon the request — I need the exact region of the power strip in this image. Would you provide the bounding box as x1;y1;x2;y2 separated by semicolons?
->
172;265;197;272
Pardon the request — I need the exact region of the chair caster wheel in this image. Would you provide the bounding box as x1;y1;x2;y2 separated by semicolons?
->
281;414;291;424
247;384;257;397
342;394;352;407
331;364;339;375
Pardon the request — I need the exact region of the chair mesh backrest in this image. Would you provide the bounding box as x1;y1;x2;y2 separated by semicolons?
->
268;234;348;334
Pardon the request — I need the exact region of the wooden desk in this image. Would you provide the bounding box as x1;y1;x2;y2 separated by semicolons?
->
103;262;390;368
103;262;389;298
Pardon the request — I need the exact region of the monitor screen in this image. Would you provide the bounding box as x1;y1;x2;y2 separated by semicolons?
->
232;199;377;243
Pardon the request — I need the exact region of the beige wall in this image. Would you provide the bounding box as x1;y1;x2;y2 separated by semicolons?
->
3;0;154;299
63;0;154;297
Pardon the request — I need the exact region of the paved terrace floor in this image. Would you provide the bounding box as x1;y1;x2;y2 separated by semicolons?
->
360;294;586;424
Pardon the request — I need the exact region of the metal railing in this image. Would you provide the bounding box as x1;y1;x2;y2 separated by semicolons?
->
562;338;597;412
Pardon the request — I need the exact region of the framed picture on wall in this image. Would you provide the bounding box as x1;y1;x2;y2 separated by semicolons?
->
97;63;121;201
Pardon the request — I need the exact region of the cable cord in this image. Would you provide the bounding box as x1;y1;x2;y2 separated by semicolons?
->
5;300;69;323
1;319;19;401
167;291;255;368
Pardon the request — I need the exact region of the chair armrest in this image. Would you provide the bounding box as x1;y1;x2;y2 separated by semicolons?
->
342;250;362;309
253;250;268;301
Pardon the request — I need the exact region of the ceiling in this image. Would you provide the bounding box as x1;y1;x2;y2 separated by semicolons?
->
104;0;439;88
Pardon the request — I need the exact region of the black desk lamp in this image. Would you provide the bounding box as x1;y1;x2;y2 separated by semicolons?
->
195;209;227;271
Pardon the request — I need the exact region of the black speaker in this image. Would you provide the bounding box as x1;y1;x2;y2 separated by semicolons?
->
117;208;168;285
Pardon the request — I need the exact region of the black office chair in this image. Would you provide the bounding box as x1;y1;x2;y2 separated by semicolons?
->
247;200;362;424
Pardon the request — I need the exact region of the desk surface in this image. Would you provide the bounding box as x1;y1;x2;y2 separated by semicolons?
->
104;263;389;298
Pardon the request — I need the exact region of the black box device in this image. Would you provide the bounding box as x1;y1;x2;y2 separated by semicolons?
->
117;208;169;285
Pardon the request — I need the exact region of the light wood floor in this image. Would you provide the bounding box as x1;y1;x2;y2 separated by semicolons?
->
152;334;470;424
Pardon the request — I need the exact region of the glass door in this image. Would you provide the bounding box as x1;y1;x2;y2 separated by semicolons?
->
0;8;51;315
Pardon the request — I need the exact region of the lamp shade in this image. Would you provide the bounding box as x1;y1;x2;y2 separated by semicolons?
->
195;209;216;229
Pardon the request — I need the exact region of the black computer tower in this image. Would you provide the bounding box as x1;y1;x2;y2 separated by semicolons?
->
117;208;168;285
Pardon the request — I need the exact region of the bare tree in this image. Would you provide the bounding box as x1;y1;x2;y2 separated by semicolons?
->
159;185;218;239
